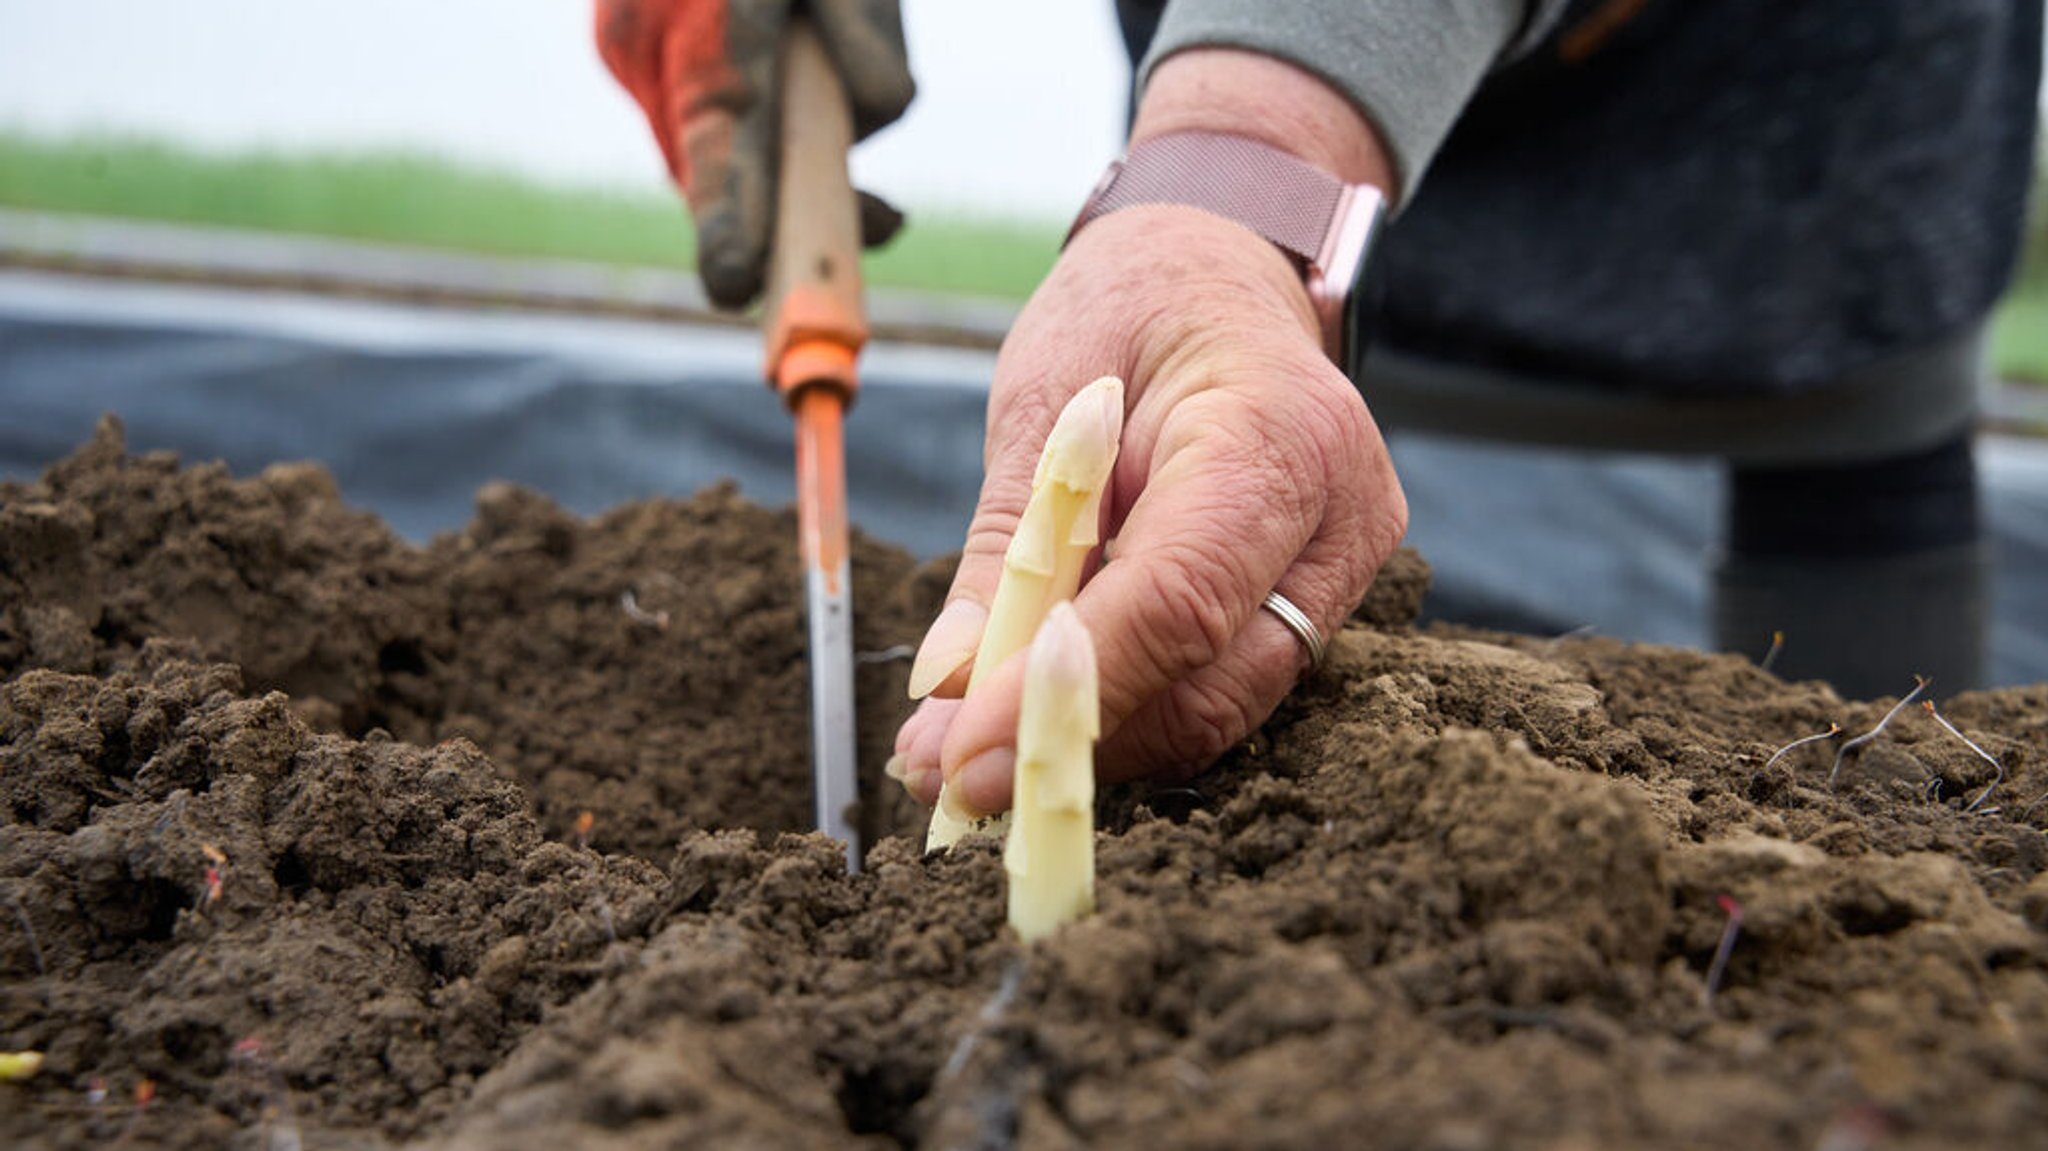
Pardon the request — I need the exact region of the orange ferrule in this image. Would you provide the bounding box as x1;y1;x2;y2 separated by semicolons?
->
775;337;858;401
766;282;865;404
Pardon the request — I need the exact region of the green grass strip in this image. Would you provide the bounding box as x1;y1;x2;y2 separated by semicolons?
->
2;129;2043;378
0;130;1059;301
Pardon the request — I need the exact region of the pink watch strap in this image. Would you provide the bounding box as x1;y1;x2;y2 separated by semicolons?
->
1065;131;1344;265
1067;130;1385;368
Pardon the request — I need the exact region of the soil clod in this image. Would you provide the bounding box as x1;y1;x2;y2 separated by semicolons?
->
4;426;2046;1149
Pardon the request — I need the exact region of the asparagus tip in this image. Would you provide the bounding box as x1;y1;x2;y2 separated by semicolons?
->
1037;376;1124;492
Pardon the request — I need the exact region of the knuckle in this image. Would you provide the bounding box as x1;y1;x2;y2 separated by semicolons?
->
960;502;1024;568
1134;545;1240;674
1179;392;1327;531
1181;700;1253;768
863;71;916;123
1162;677;1261;767
1286;378;1374;484
1345;457;1410;570
1295;562;1357;632
1372;480;1411;558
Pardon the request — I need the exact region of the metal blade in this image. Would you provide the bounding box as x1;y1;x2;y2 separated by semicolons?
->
805;559;860;869
792;387;861;870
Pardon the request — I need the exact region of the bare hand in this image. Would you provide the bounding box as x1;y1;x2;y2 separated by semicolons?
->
892;201;1407;815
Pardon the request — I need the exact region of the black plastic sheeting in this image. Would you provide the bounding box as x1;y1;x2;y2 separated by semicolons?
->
4;270;2046;686
0;273;991;556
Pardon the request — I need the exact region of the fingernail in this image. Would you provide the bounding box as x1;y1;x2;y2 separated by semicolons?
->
907;599;987;699
889;750;938;804
884;749;937;802
948;747;1016;819
894;699;956;806
902;760;941;806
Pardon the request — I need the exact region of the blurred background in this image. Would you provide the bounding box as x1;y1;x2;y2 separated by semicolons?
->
2;3;2046;681
0;0;1123;296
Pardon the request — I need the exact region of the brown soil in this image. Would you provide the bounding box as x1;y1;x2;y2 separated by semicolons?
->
4;418;2045;1150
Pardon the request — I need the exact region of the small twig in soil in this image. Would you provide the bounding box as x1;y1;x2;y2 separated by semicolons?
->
1828;677;1930;788
619;589;669;630
5;884;45;976
938;957;1026;1085
1702;894;1745;1009
2017;790;2048;824
1759;629;1785;673
1763;723;1840;772
1919;701;2005;814
1540;623;1598;656
854;644;915;664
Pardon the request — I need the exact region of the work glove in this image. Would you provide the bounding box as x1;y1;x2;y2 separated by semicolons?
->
596;0;915;308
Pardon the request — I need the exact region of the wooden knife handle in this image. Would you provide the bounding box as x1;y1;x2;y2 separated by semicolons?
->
762;19;867;402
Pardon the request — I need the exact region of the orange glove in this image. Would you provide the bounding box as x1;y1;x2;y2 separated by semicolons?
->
596;0;914;308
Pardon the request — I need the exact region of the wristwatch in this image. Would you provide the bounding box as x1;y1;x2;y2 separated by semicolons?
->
1065;130;1386;372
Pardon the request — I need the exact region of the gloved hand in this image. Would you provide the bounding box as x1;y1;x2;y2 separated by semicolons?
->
595;0;915;308
891;52;1408;817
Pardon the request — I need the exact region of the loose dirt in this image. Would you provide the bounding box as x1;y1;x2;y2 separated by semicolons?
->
3;418;2044;1149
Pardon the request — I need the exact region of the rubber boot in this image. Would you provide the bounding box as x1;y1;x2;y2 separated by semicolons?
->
1711;543;1989;699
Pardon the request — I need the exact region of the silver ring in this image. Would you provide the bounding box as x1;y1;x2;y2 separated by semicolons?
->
1261;590;1326;670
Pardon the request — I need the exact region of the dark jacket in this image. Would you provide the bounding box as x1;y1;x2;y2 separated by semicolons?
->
1118;1;2042;449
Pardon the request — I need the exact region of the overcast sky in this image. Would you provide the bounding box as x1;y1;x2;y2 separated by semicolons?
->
0;0;1132;220
0;5;2041;222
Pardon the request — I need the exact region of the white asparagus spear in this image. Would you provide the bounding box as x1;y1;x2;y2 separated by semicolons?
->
1005;602;1099;941
925;376;1123;851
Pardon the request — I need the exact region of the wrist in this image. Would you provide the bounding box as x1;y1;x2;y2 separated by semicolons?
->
1133;49;1397;204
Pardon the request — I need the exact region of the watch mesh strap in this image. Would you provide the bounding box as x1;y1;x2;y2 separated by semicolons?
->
1067;131;1342;262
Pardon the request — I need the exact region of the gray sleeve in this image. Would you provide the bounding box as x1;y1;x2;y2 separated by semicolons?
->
1138;0;1562;202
